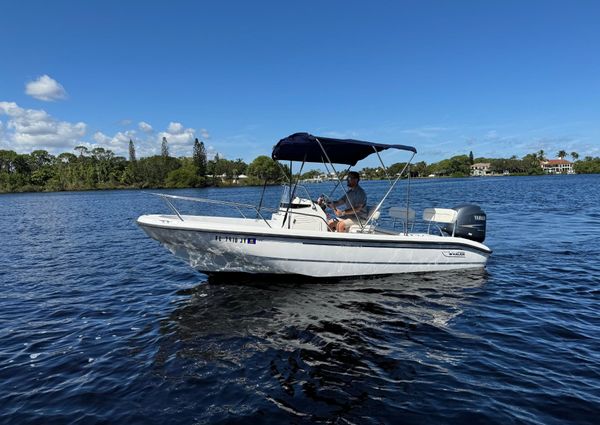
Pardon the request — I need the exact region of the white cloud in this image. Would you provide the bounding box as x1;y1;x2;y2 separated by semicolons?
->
25;75;68;101
167;122;184;134
400;126;451;139
118;119;132;126
0;104;212;158
138;121;153;133
89;130;140;157
109;122;205;157
73;123;199;158
484;130;499;139
205;144;219;160
0;101;86;152
110;130;135;146
92;131;111;145
158;122;197;157
199;128;210;140
321;130;360;139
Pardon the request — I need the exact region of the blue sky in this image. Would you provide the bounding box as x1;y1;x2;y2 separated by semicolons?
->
1;0;599;166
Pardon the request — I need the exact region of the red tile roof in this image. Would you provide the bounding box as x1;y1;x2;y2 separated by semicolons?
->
542;159;572;165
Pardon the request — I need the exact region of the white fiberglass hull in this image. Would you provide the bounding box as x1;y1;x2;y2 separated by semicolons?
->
138;214;491;278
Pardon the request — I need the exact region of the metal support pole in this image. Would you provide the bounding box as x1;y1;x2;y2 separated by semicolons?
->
256;178;268;217
373;146;392;184
405;165;411;235
363;152;416;228
282;158;305;229
162;196;184;221
315;138;364;229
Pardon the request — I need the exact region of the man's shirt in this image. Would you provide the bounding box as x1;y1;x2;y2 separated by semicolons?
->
336;185;367;219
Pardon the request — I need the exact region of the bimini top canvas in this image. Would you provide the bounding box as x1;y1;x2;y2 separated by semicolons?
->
272;132;417;166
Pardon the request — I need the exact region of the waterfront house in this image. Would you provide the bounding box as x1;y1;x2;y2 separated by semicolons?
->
232;174;248;184
540;159;574;174
470;163;492;176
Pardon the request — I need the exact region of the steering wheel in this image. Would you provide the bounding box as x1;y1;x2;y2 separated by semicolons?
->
319;194;332;203
315;193;331;211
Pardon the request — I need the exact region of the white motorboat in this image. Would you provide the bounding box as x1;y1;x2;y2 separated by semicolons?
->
137;133;491;277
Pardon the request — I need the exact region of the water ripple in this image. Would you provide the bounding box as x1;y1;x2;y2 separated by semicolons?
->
1;176;599;424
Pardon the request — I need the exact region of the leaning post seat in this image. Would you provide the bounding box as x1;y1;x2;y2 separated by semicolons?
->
422;207;458;236
389;206;416;233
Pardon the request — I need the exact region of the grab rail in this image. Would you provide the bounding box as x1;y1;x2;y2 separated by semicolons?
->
148;193;272;228
148;192;335;232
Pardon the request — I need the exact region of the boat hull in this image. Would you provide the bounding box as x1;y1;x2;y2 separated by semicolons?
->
138;215;491;278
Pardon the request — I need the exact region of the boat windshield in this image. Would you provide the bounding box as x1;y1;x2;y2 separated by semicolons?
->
278;184;315;208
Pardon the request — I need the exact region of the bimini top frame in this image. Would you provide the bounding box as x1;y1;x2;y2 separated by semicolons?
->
271;132;417;232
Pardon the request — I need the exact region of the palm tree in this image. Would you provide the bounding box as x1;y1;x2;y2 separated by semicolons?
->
537;150;546;161
557;150;567;160
570;151;579;161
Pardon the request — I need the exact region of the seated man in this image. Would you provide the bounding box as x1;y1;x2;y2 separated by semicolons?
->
327;171;368;232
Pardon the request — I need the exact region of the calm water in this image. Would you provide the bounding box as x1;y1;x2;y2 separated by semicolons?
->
1;175;599;424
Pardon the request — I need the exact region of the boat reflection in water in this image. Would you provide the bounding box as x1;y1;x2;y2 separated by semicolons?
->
151;270;488;421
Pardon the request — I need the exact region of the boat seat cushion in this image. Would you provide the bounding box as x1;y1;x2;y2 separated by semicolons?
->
422;207;457;223
389;207;415;221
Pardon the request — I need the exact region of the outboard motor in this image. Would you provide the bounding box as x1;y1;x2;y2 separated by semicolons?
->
442;204;487;242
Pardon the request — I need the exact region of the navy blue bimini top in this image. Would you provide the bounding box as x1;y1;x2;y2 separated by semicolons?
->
272;132;416;166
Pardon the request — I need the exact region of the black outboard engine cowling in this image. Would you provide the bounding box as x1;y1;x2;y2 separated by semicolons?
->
442;204;487;242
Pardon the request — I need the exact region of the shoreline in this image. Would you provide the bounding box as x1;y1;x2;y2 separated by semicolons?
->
0;173;592;196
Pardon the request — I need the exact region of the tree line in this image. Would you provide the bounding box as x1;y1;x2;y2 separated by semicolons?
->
335;150;599;180
1;143;598;194
473;150;599;176
0;138;289;193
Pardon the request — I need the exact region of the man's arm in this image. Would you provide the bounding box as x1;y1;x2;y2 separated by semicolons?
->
329;195;346;208
334;202;364;217
335;188;367;216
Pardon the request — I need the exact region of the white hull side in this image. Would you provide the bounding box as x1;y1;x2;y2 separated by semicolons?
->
138;215;490;277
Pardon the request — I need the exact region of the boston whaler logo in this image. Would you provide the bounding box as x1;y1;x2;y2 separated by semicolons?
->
214;235;257;244
442;250;465;258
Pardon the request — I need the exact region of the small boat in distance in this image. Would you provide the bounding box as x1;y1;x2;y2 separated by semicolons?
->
137;133;491;278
